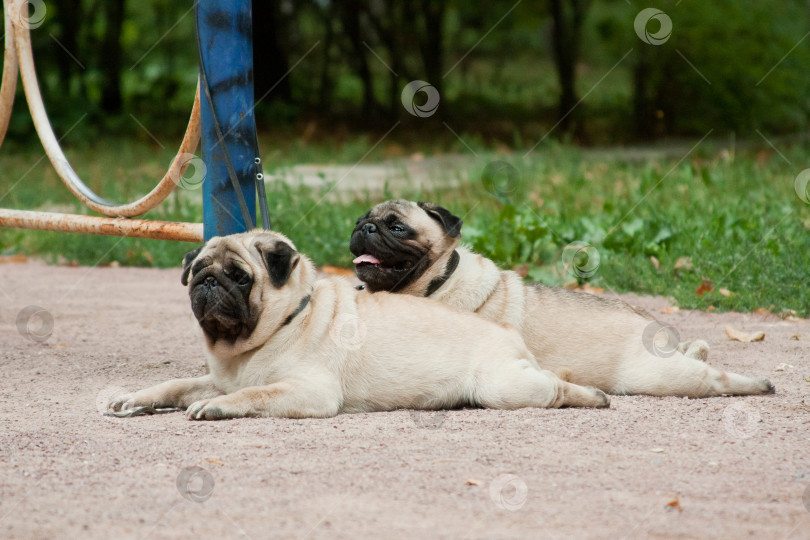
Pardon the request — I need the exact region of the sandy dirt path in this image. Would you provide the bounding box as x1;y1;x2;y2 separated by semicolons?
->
0;261;808;539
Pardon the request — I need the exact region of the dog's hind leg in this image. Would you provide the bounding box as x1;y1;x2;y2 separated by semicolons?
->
475;359;610;409
615;350;774;397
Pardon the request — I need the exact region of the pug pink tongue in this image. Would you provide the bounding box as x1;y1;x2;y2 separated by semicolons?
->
353;254;381;265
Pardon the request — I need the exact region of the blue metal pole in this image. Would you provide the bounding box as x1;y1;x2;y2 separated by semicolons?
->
197;0;257;240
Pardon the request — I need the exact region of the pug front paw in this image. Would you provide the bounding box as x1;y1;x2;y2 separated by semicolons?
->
108;393;135;412
187;397;241;420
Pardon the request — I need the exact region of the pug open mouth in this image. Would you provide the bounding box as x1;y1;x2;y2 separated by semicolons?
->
352;252;424;292
352;253;414;271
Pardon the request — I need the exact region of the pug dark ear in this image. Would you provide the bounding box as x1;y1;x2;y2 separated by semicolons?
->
259;241;300;288
417;202;463;238
181;246;203;286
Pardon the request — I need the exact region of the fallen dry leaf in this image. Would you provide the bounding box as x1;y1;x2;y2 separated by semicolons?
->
790;334;810;341
650;448;665;453
564;282;606;294
512;264;529;278
707;305;716;312
754;307;771;316
774;363;794;372
466;478;482;486
695;278;714;296
778;310;804;322
718;288;731;297
580;283;605;295
755;149;773;166
529;193;544;207
204;458;225;466
665;495;683;512
725;325;765;343
321;266;355;277
674;257;693;271
650;256;660;270
660;306;679;315
383;143;405;158
0;254;28;264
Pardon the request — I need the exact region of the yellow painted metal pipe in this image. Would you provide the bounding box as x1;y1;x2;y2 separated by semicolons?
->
0;0;19;147
0;209;203;242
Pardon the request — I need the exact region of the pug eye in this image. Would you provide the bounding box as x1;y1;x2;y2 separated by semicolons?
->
390;224;405;233
229;267;251;287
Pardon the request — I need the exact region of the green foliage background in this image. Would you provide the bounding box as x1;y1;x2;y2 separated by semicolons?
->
1;1;809;316
4;0;810;141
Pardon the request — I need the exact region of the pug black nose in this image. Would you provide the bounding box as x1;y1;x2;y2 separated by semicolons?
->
204;276;218;288
362;223;377;236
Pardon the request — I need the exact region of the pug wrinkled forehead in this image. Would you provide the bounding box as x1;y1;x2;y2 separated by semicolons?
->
181;233;299;286
355;200;462;237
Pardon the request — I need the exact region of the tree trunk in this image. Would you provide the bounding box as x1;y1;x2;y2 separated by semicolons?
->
632;48;654;138
316;2;337;113
365;4;411;119
418;0;445;92
550;0;589;135
99;0;125;113
338;1;375;117
51;0;83;98
252;0;291;105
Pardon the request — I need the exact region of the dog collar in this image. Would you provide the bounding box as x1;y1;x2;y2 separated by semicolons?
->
280;295;311;327
425;250;460;297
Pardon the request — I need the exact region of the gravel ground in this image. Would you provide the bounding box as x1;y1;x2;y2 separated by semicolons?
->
1;260;809;539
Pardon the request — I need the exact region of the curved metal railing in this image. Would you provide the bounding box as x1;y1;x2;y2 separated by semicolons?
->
0;0;204;241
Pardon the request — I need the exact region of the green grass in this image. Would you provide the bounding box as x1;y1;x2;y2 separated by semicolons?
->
1;135;808;316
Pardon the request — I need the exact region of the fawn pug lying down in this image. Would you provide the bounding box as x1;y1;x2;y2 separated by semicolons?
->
350;200;775;398
109;230;609;420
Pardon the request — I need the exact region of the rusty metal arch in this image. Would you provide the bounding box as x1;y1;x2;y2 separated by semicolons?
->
0;0;204;241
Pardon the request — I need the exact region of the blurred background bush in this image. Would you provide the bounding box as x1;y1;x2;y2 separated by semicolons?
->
7;0;809;146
